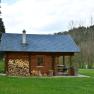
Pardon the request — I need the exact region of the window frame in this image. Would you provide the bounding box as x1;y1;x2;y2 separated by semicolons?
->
36;55;44;66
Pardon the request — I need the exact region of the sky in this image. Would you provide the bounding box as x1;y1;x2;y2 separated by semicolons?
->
1;0;94;34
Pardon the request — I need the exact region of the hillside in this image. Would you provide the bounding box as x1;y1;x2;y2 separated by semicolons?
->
56;25;94;68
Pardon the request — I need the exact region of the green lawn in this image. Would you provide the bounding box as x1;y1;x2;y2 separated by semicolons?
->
0;60;4;73
0;76;94;94
79;69;94;77
0;61;94;94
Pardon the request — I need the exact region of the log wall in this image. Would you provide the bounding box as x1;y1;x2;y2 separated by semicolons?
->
5;52;74;76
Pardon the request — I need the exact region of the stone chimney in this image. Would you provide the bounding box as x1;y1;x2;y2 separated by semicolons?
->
22;30;26;44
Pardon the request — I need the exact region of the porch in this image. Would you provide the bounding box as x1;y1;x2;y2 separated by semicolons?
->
30;52;77;76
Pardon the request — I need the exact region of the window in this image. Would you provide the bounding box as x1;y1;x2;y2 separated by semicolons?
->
37;56;44;66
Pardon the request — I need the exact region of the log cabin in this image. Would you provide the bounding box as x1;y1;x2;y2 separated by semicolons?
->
0;30;80;76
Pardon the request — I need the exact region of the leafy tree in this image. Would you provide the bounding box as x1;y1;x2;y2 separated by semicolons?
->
0;18;5;59
0;2;5;59
0;18;5;36
0;0;5;38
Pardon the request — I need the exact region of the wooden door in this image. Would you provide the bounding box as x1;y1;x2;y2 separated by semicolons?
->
30;55;52;76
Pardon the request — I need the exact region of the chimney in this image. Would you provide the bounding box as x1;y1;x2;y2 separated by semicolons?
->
22;30;26;44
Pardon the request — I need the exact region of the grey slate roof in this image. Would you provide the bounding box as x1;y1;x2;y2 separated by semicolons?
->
0;33;80;52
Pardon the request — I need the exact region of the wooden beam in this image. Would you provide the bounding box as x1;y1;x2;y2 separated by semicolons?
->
5;53;8;74
69;56;72;67
63;56;65;65
51;56;56;76
30;52;74;56
28;53;31;75
6;52;74;56
56;56;59;64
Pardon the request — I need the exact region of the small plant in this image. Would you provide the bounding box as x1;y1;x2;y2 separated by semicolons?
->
0;59;4;73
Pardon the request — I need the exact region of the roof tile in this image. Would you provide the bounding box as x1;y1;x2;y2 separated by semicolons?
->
0;33;80;52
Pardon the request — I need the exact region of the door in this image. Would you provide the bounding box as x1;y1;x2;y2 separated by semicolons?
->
30;54;52;76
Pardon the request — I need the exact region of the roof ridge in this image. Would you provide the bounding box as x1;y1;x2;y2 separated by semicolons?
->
3;33;70;36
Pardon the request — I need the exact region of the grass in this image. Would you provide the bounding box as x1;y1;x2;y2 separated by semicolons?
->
0;60;94;94
0;76;94;94
0;59;4;73
79;69;94;77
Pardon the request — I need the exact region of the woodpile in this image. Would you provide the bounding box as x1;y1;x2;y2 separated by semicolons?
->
31;70;42;76
7;59;30;76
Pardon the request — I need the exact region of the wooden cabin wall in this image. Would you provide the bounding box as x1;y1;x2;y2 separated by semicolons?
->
5;52;74;76
5;52;55;76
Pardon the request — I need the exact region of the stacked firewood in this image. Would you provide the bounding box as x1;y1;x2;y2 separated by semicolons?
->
31;70;42;76
7;59;30;76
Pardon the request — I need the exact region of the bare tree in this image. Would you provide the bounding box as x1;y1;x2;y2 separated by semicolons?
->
79;20;83;27
69;20;74;30
90;16;93;26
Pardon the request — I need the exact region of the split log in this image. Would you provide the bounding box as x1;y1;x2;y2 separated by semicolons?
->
7;59;30;76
